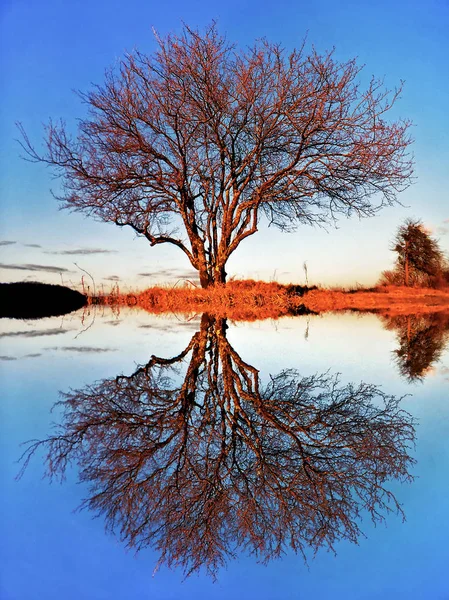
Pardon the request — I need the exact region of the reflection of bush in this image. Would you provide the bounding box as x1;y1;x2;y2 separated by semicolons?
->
382;312;449;381
20;314;416;579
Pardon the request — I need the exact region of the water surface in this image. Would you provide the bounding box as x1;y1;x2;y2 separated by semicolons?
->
1;308;448;599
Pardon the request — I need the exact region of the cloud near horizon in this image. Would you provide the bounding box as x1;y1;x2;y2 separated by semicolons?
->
45;248;118;255
138;320;201;332
0;328;70;339
436;226;448;235
0;353;42;360
0;241;16;246
0;262;73;274
137;268;199;279
49;346;116;353
103;275;120;281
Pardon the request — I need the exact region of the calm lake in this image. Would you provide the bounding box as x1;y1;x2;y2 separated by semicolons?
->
1;308;448;599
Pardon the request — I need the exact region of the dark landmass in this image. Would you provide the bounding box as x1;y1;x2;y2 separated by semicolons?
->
0;282;87;319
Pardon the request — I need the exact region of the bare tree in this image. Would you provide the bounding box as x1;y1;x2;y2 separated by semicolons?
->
20;314;416;578
19;24;413;287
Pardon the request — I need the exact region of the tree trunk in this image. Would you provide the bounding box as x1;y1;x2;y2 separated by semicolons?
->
198;262;227;288
199;268;212;288
213;264;227;286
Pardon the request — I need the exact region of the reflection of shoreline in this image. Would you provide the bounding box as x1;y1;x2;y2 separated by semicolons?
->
20;313;416;579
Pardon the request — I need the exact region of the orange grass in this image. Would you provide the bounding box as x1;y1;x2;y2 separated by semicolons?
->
301;285;449;316
89;280;309;321
88;280;449;320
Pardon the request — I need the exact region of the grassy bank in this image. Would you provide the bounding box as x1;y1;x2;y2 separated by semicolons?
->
89;280;311;321
88;280;449;320
301;286;449;315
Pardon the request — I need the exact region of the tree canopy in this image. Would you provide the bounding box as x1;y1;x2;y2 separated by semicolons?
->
20;23;413;287
381;219;448;287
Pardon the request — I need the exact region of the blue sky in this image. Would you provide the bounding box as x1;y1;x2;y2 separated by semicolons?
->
1;0;448;290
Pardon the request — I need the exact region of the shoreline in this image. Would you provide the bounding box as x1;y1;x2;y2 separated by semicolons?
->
88;282;449;320
300;287;449;316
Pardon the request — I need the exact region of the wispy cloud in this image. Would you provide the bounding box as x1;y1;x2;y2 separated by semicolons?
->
0;328;69;338
176;270;199;279
1;353;44;361
0;262;72;274
104;275;120;281
46;248;117;256
137;268;198;279
49;346;116;353
138;270;168;277
440;365;449;383
139;320;200;332
436;226;448;235
0;241;16;246
23;243;42;248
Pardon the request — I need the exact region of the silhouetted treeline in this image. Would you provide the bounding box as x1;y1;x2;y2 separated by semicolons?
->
0;282;86;319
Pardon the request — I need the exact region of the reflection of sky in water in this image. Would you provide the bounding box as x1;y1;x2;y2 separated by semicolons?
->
1;308;448;599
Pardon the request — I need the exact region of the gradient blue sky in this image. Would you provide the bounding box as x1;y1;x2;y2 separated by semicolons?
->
1;0;448;290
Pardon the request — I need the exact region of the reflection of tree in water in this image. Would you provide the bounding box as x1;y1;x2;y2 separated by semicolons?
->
382;312;449;382
22;314;416;578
